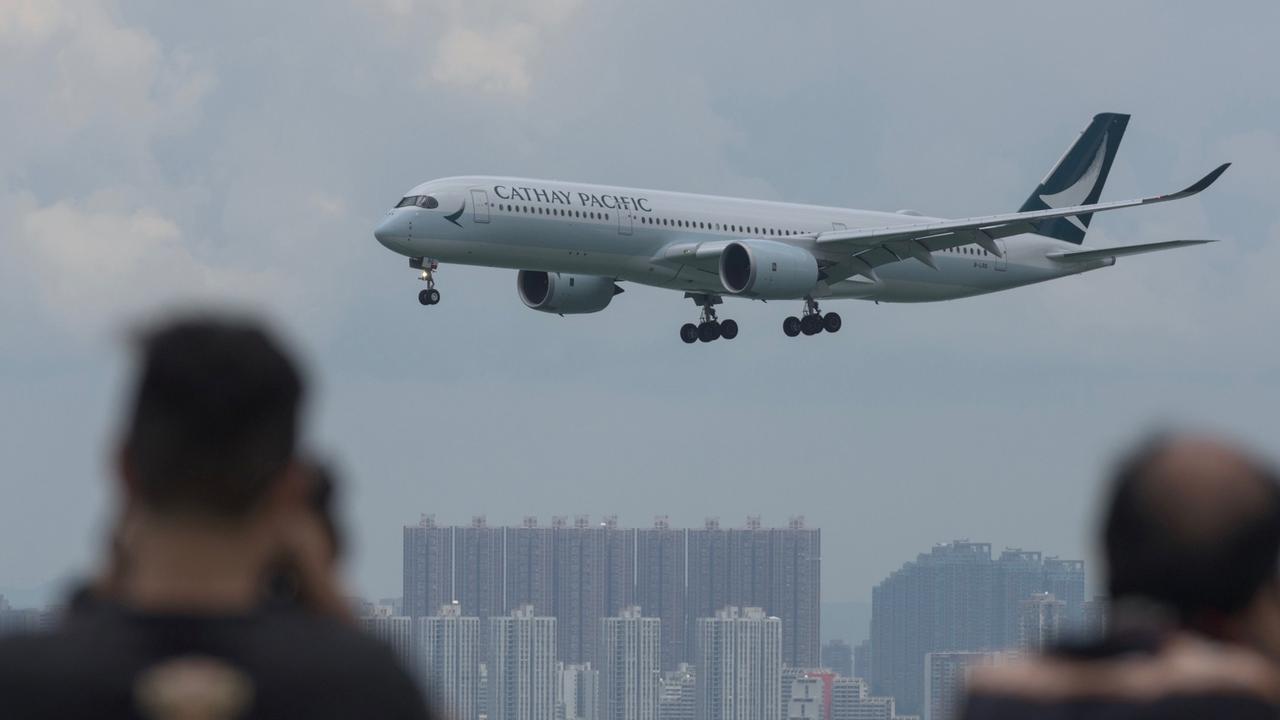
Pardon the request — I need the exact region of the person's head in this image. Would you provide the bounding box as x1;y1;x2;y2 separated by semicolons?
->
119;315;306;526
1104;433;1280;633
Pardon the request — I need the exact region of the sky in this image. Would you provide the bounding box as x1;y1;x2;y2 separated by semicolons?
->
2;1;1278;611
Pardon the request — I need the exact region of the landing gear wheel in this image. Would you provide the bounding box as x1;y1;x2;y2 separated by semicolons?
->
823;312;842;333
413;258;441;305
682;293;728;344
680;323;699;344
783;316;801;337
801;314;823;335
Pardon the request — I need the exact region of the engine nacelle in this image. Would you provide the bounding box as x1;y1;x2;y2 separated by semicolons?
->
517;271;622;314
719;240;820;299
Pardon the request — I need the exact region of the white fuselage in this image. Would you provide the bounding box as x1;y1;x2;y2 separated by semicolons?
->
373;176;1110;303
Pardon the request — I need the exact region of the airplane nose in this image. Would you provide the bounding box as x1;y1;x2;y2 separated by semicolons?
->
374;213;404;248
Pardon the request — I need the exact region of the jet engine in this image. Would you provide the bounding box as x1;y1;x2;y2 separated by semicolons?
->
718;240;820;299
517;271;623;314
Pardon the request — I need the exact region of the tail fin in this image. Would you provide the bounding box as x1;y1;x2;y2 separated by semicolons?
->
1019;112;1129;244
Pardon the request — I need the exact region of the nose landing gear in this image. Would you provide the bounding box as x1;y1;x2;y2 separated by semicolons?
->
680;293;739;344
411;257;441;306
784;298;840;338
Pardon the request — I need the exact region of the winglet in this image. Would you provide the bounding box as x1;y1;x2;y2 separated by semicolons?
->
1165;163;1231;200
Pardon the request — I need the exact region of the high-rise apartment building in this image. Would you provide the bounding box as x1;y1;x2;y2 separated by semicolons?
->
787;671;834;720
687;518;821;667
491;606;558;720
404;515;454;618
558;663;600;720
694;607;782;720
600;607;660;720
419;602;481;720
1016;592;1064;652
853;640;872;681
360;607;417;673
822;640;854;679
457;516;507;626
636;517;686;671
923;652;1019;720
770;518;822;667
687;518;731;656
554;516;605;665
1081;596;1108;639
507;518;555;617
870;541;1084;717
658;665;696;720
553;515;637;665
830;676;902;720
601;516;637;617
1042;558;1086;628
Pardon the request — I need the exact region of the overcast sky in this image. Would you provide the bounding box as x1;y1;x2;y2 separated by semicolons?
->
2;1;1278;609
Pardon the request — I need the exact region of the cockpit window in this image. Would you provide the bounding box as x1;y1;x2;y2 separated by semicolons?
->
395;195;440;209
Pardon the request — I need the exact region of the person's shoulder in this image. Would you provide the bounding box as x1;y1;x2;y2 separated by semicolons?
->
965;634;1280;714
260;611;400;661
251;613;429;718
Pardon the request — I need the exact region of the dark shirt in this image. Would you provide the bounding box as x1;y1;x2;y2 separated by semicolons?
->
960;631;1280;720
0;600;431;720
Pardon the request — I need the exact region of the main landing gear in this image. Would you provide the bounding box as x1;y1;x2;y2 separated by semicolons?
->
412;257;441;306
680;294;739;344
783;298;841;338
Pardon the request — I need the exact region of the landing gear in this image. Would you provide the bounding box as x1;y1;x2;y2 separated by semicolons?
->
412;257;441;306
680;293;738;344
784;298;841;338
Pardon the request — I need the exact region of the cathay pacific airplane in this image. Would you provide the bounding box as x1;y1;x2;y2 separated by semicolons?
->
374;113;1228;343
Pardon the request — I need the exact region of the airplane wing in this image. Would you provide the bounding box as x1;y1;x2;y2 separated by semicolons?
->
813;163;1229;281
1046;239;1215;263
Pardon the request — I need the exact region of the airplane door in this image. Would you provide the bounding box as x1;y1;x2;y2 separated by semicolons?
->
995;239;1007;271
618;207;634;235
470;189;490;223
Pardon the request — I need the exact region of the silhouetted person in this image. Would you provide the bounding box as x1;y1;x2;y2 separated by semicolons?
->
961;434;1280;719
0;316;430;720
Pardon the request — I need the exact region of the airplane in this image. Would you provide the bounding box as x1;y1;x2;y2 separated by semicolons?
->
374;113;1228;344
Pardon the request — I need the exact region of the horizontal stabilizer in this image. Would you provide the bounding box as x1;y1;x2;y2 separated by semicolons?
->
1046;239;1215;263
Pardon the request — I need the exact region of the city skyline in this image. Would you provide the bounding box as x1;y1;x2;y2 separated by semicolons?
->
401;515;825;669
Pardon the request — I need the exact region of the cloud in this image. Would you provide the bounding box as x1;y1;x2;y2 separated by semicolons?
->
0;0;214;178
0;191;279;344
361;0;584;98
